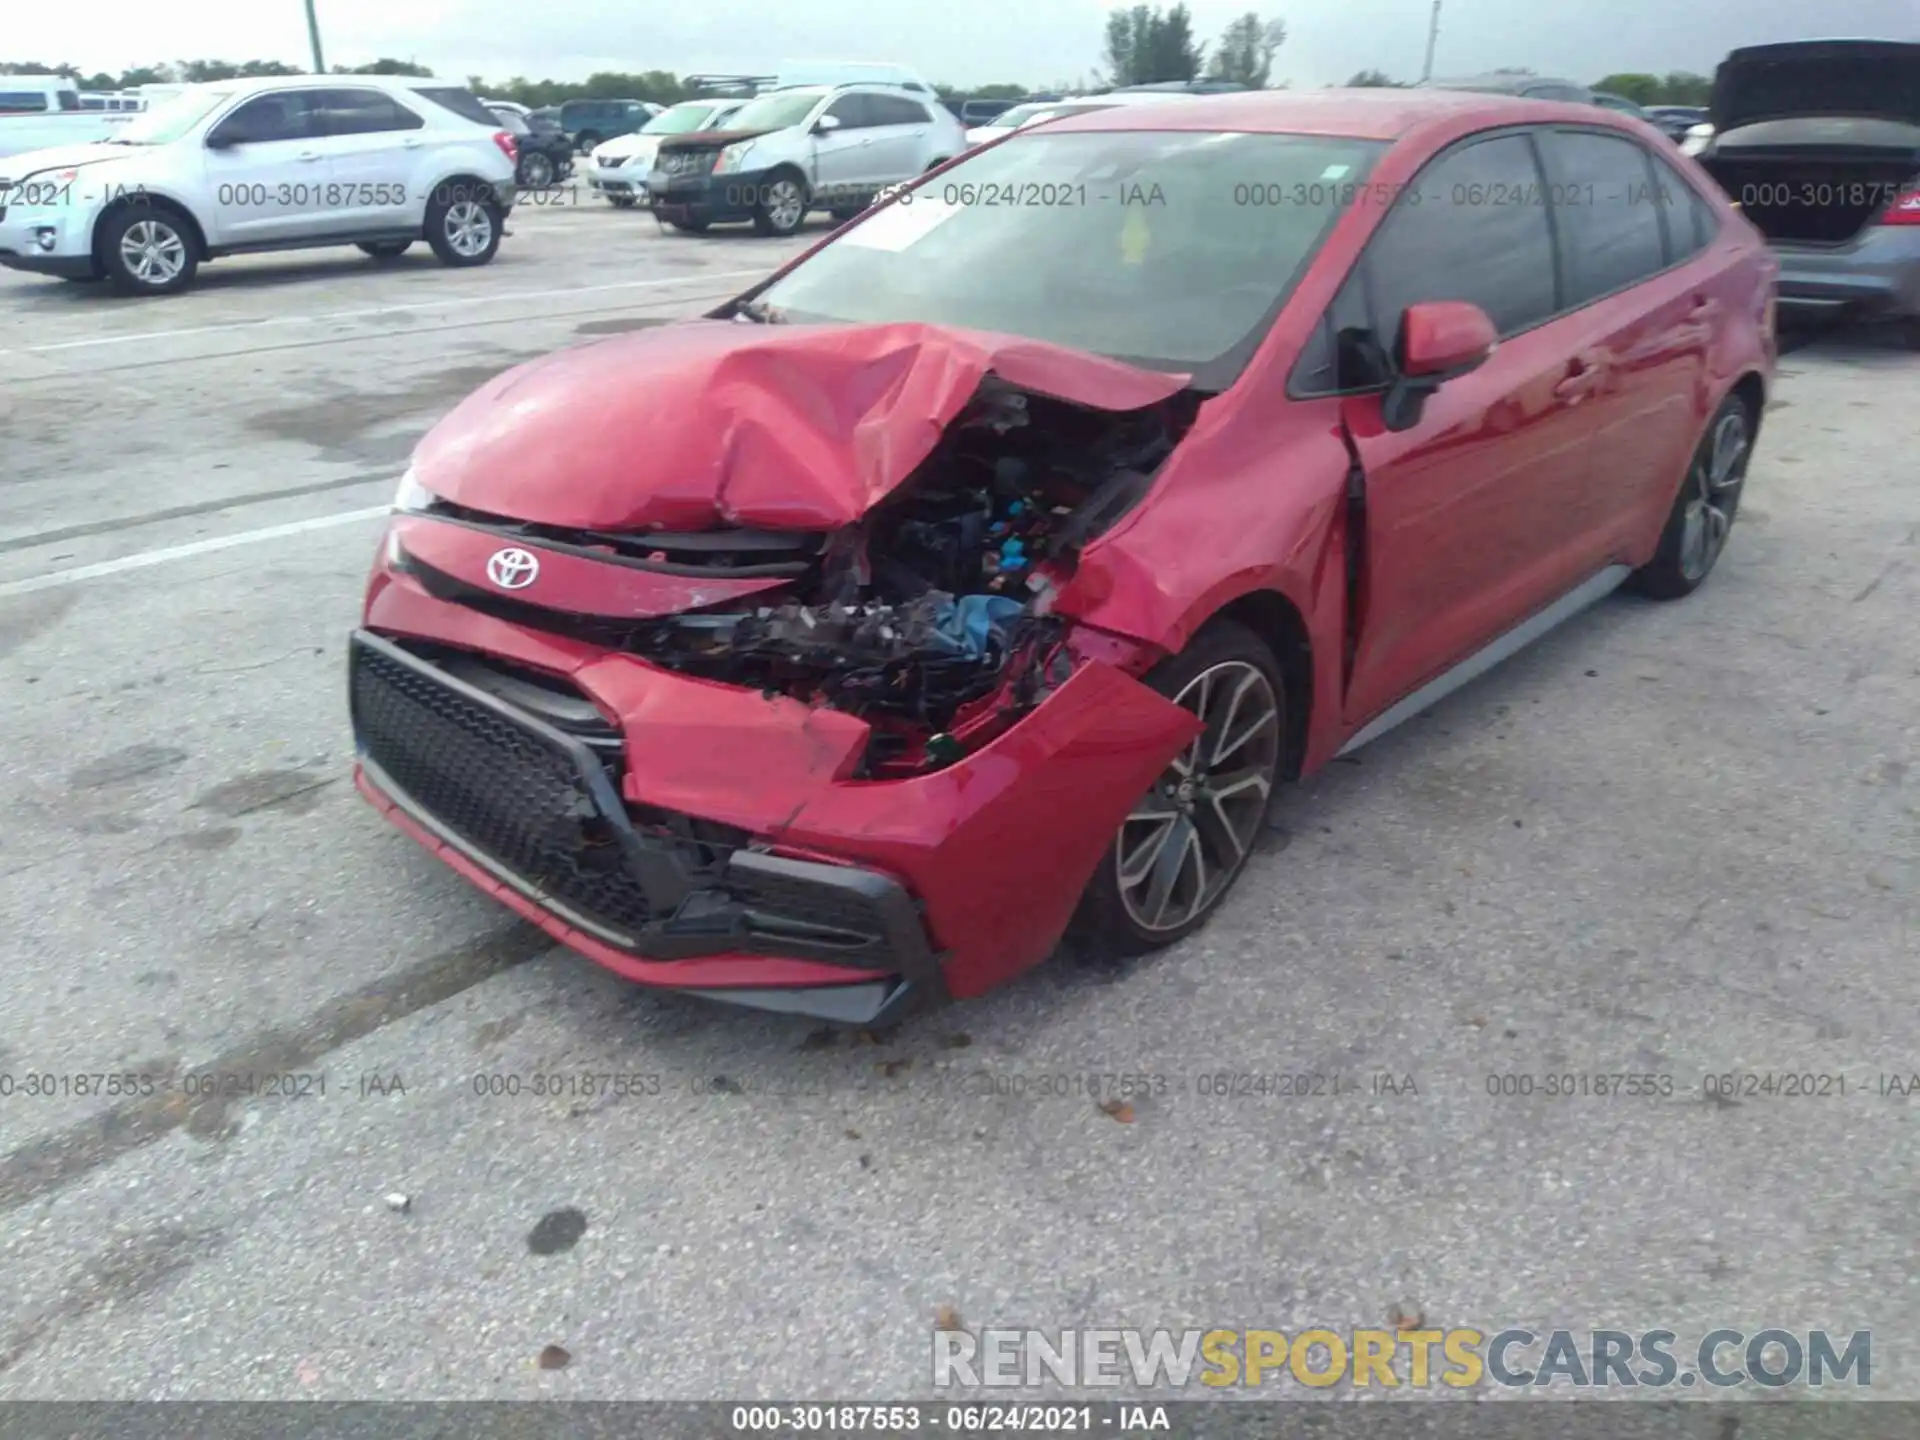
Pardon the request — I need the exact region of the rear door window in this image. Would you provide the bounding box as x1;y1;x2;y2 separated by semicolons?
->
869;94;931;126
1365;132;1560;338
1539;129;1669;304
312;88;425;136
0;92;50;113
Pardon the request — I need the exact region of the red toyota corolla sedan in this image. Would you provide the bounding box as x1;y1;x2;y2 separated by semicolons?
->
350;90;1776;1025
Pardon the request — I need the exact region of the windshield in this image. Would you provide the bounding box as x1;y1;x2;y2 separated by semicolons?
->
753;128;1386;384
644;102;727;134
112;88;233;144
988;101;1107;129
724;90;825;133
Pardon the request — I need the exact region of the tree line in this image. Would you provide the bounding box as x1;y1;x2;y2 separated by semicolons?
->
1;45;1717;106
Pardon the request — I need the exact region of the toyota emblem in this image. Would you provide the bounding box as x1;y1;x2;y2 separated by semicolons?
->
486;547;540;590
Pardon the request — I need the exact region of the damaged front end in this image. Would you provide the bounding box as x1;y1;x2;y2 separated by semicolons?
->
403;375;1198;777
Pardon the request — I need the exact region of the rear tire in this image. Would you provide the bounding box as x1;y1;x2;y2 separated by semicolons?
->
357;240;412;260
1627;391;1754;600
424;182;502;268
518;151;555;188
1070;619;1286;956
97;204;198;296
574;131;601;153
607;194;637;209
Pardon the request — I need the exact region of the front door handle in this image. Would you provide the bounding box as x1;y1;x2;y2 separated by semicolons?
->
295;150;323;163
1553;354;1605;403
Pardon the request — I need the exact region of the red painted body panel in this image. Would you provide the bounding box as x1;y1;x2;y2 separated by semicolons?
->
356;91;1776;1009
393;514;790;617
363;564;1199;997
409;320;1187;534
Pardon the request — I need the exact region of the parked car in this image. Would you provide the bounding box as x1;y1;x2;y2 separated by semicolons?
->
557;98;654;152
647;83;967;235
1592;91;1651;120
586;97;747;207
945;97;1018;126
1423;72;1596;104
0;76;518;295
351;88;1775;1025
489;104;572;188
0;73;136;158
963;91;1204;148
1107;80;1252;94
1646;104;1708;142
1687;40;1920;345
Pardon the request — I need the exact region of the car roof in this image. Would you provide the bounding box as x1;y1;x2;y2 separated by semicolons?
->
1031;86;1616;141
149;74;476;98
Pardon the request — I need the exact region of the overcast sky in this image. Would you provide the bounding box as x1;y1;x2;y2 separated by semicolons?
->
9;0;1917;90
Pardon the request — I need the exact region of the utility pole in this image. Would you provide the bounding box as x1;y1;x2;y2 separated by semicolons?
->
1420;0;1441;83
304;0;326;74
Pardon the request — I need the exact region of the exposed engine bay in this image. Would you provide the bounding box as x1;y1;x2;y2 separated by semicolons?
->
619;382;1195;773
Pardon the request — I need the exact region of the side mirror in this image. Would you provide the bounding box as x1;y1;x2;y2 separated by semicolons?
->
813;113;842;135
1381;301;1496;432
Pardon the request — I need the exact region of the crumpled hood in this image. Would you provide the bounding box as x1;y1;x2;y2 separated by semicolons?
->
0;141;138;178
409;320;1190;532
1712;40;1920;131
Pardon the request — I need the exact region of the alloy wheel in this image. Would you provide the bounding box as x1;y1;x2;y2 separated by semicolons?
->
766;179;806;232
119;219;186;287
1679;406;1749;581
1116;660;1281;933
523;153;554;187
445;201;494;257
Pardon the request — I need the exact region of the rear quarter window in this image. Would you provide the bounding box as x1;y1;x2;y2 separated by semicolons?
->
0;92;50;113
415;87;498;126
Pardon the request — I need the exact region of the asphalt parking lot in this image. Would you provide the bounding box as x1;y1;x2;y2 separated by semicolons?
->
0;192;1915;1402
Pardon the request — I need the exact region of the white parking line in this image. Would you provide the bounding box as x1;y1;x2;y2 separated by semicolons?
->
10;270;769;355
0;507;391;597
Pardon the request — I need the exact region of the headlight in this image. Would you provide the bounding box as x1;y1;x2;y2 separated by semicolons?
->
393;468;437;513
1680;123;1713;157
713;141;754;174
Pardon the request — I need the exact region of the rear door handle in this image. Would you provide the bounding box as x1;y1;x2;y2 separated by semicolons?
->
296;150;323;163
1686;296;1718;322
403;137;423;149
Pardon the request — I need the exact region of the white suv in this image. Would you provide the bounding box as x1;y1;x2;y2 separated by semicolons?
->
645;83;967;236
0;75;519;295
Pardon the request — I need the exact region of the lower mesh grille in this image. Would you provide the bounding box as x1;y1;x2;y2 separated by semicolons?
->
350;637;655;938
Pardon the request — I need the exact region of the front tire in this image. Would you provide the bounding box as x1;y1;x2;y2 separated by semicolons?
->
98;206;198;295
1627;392;1754;600
752;171;810;236
574;132;601;154
1071;619;1286;955
424;183;502;268
607;194;637;209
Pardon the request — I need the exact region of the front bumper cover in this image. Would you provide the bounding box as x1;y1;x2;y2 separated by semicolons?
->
355;556;1199;1013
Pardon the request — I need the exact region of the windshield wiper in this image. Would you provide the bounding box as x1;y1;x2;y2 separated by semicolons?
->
732;298;785;324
